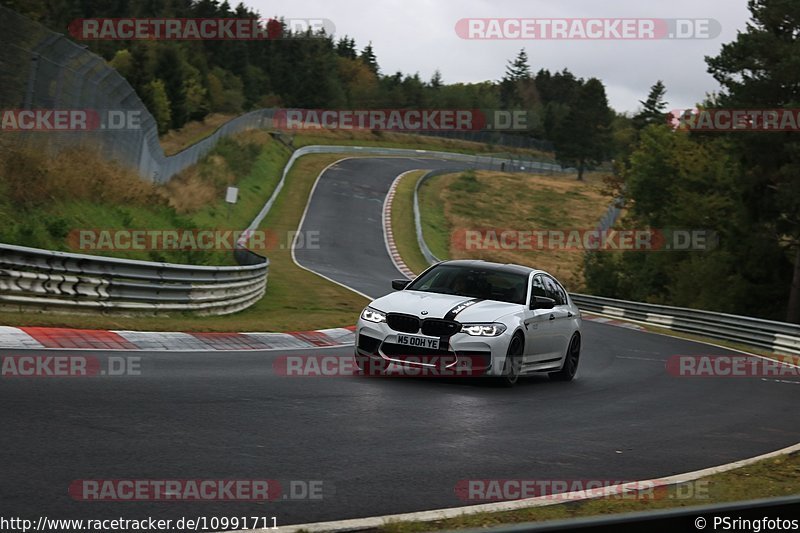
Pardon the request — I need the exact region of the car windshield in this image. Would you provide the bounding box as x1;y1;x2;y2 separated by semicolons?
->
406;264;528;304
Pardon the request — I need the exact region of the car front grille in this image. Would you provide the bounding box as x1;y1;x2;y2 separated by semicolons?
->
386;314;462;337
421;319;461;337
386;313;421;333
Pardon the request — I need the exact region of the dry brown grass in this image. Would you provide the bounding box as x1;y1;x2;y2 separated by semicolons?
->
0;128;274;215
159;113;237;155
162;154;227;213
439;170;612;290
0;147;165;209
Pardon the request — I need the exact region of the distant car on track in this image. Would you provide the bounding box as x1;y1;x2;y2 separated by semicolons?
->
355;260;582;386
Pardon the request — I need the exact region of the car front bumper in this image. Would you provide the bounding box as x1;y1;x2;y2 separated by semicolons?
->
355;319;511;377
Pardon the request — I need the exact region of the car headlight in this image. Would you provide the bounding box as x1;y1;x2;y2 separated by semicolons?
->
361;307;387;323
460;323;507;336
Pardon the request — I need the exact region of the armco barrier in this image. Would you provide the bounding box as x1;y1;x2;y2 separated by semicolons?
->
570;293;800;355
0;243;267;316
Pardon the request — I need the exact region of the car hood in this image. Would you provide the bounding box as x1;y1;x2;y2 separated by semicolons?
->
370;290;523;322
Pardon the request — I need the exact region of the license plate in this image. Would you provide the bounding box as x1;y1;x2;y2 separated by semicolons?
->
396;335;439;350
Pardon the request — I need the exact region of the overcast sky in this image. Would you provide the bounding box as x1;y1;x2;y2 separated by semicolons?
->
248;0;752;114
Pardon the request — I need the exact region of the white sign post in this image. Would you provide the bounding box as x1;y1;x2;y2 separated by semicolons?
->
225;186;238;220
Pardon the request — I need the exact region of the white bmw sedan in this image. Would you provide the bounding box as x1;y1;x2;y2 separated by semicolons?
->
355;260;582;386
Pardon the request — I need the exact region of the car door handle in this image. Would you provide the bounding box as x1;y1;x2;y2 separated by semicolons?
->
567;312;573;318
549;314;555;320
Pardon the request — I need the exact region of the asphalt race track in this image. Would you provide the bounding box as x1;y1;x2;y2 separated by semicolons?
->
1;157;799;528
294;157;468;298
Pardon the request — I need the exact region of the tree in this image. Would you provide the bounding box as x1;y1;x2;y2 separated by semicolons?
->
429;69;443;89
499;48;533;108
153;45;188;128
336;37;357;59
553;78;613;180
359;42;379;75
586;125;750;313
143;79;171;134
633;80;668;130
706;0;800;322
504;48;531;81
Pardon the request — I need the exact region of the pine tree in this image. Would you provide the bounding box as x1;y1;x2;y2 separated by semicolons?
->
504;48;531;81
359;42;379;75
429;69;443;89
633;81;668;130
500;49;532;108
553;78;613;180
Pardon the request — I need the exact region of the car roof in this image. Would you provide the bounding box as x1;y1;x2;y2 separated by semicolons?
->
439;259;538;276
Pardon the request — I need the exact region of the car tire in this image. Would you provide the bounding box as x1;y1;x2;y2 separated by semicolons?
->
495;333;523;387
549;333;580;382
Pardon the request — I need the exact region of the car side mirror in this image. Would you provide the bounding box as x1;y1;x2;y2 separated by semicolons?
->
530;296;556;310
392;279;410;291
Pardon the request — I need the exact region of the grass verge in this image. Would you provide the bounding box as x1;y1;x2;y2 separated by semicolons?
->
377;451;800;532
390;170;431;275
414;170;612;290
0;153;369;331
159;113;237;155
0;131;288;266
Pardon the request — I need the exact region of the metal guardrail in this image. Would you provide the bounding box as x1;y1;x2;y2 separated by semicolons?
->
414;169;456;265
570;293;800;355
0;243;268;316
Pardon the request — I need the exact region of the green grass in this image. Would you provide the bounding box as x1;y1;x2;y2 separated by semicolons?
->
0;154;369;332
377;451;800;532
189;138;287;237
418;173;454;262
390;170;431;275
0;133;290;266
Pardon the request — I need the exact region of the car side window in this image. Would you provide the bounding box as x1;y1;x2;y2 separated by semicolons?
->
531;275;547;300
543;276;565;305
556;283;568;306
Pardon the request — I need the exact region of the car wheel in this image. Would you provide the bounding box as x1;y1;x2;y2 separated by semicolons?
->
549;333;580;382
495;333;523;387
